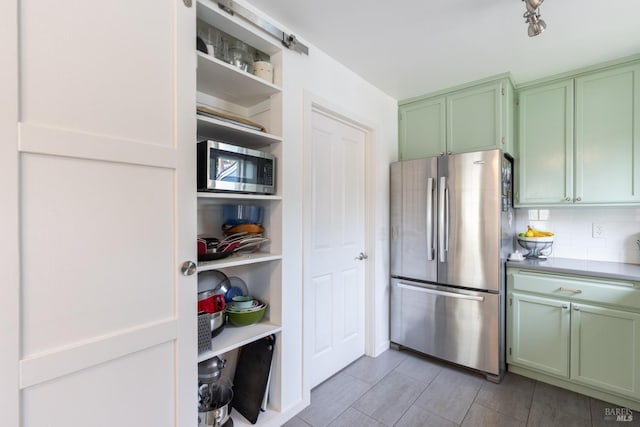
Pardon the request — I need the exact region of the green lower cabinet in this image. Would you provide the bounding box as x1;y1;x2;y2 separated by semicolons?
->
508;293;570;377
508;283;640;404
571;303;640;400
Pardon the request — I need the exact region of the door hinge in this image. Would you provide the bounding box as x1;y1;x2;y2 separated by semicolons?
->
509;297;512;306
501;88;505;96
509;347;512;356
501;136;505;145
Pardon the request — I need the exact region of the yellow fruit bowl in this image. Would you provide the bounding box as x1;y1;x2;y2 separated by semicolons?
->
517;236;553;258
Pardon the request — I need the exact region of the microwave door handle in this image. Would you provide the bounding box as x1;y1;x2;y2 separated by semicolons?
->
438;176;446;263
426;177;434;261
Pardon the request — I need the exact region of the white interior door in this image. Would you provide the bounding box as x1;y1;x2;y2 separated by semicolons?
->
304;107;367;389
0;1;197;426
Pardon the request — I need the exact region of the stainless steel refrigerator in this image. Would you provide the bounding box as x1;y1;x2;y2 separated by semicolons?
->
390;149;514;382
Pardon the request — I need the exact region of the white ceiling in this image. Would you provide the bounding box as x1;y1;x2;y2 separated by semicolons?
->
243;0;640;100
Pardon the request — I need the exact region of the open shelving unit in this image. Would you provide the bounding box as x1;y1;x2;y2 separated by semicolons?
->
195;1;286;425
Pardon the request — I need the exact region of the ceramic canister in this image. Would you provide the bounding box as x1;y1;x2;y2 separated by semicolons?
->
253;61;273;83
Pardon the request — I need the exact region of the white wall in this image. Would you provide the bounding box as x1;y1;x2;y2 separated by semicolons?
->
515;207;640;264
234;0;398;414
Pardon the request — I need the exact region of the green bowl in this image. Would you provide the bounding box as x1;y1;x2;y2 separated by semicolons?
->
226;305;266;326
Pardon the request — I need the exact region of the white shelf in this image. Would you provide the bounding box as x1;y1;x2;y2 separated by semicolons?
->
197;192;282;201
196;0;281;56
197;114;283;147
230;406;283;427
197;52;281;107
198;321;282;362
198;252;282;271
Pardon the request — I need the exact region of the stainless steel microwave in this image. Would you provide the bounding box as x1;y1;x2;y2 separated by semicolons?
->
197;140;276;195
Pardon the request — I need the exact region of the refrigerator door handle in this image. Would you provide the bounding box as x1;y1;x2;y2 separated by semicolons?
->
426;177;434;261
445;186;450;254
397;282;485;302
438;176;446;262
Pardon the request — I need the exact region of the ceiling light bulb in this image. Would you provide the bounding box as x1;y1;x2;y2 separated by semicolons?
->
528;17;546;37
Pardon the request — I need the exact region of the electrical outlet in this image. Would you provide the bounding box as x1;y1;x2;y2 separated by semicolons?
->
592;223;605;239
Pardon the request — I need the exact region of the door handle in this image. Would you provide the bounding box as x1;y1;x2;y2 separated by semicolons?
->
438;177;446;263
426;177;434;261
181;260;197;276
355;252;368;261
397;283;484;302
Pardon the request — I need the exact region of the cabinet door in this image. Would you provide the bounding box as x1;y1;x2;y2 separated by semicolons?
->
399;96;446;159
571;303;640;400
508;293;570;378
446;80;504;154
575;64;640;204
516;80;574;206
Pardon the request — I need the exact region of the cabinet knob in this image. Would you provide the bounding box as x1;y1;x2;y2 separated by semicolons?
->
440;152;445;156
575;197;582;202
447;151;452;155
574;305;581;311
562;304;569;309
564;197;571;202
181;260;197;276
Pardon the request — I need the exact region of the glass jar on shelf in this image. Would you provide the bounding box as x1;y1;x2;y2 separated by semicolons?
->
228;40;253;73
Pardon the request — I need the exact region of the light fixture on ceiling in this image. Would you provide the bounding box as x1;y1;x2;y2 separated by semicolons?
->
523;0;546;37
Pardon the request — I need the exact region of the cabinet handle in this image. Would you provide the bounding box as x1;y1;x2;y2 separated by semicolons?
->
562;304;569;309
181;260;197;276
557;287;582;294
574;305;581;311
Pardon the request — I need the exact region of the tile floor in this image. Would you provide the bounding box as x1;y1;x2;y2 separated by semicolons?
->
283;349;639;427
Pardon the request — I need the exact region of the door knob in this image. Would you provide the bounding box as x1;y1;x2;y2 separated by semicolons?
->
181;260;197;276
355;252;369;261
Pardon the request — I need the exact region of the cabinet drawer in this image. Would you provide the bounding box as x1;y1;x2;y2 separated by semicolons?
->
509;270;640;311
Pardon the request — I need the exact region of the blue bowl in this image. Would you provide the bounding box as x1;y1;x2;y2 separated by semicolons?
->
222;204;264;226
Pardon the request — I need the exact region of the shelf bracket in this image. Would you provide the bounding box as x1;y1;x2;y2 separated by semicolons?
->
217;0;309;55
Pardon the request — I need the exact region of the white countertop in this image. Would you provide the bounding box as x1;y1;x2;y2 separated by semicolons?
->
506;257;640;282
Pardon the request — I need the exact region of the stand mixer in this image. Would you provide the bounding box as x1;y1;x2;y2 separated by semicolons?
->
198;356;233;427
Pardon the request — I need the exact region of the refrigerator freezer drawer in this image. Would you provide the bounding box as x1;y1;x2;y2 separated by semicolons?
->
390;278;501;375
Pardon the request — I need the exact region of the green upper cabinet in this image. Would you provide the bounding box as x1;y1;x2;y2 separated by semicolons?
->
575;64;640;204
399;96;446;159
447;80;509;155
517;80;574;205
516;60;640;206
398;76;513;160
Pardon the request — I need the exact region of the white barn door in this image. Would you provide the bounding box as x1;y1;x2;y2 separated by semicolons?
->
0;1;197;426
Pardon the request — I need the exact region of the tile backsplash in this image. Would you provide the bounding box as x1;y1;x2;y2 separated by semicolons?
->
514;207;640;265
